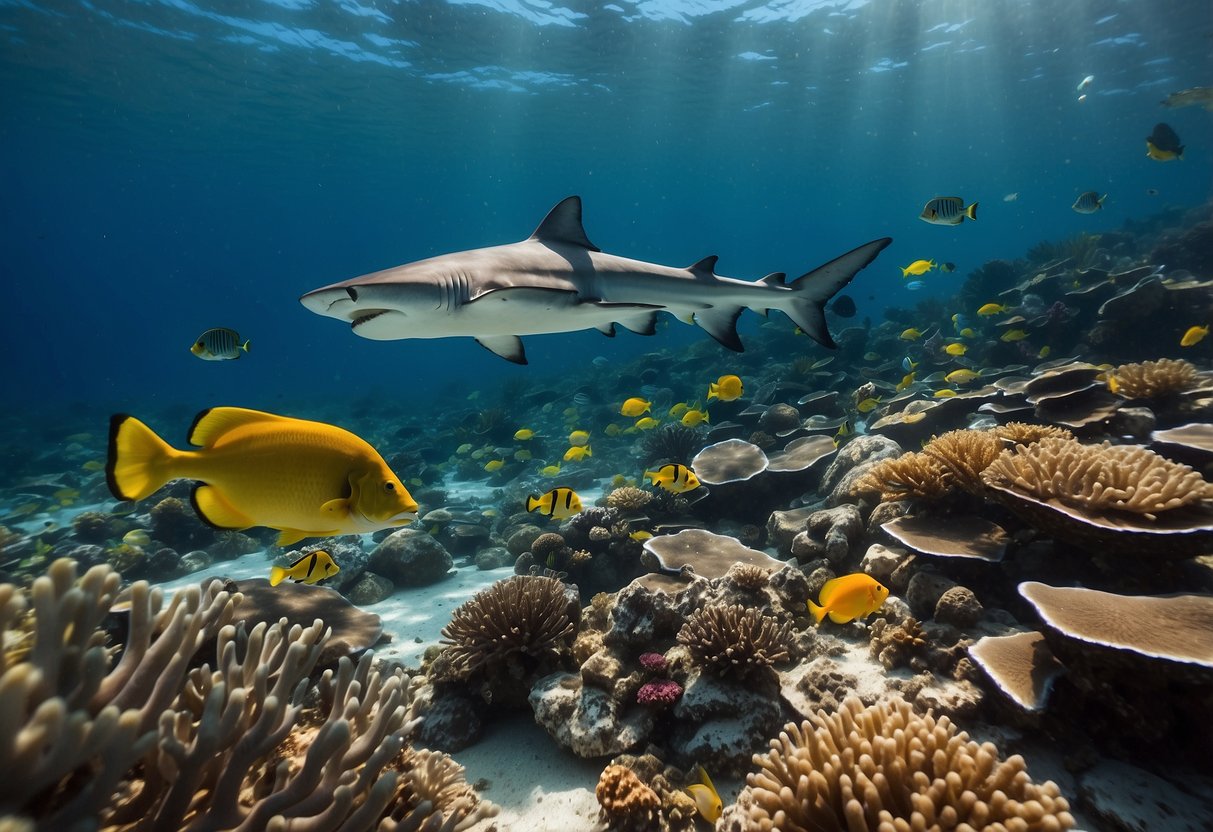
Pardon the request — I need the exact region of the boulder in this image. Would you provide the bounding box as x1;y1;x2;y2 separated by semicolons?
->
346;571;394;605
818;435;902;505
529;672;653;758
368;529;454;586
790;504;863;565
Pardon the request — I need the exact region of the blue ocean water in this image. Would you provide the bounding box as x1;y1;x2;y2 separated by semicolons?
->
1;0;1211;416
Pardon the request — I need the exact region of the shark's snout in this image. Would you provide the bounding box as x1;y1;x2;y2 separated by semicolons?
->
300;286;357;318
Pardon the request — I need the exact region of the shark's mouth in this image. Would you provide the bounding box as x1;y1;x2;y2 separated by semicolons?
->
351;310;393;330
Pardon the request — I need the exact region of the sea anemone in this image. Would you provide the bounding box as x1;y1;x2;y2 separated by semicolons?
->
676;604;791;679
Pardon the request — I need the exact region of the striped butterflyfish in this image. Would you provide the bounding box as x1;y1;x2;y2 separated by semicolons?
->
918;197;978;226
643;463;701;494
190;327;250;360
526;487;583;520
269;550;340;586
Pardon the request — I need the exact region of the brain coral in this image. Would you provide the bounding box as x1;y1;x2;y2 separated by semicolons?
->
720;696;1075;832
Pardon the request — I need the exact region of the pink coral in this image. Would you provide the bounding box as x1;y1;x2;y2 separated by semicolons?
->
636;679;683;706
638;652;668;672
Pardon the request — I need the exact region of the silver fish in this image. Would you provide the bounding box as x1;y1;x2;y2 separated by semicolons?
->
1071;192;1106;214
919;197;978;226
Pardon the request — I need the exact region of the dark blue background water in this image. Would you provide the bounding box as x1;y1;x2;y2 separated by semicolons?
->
3;0;1211;421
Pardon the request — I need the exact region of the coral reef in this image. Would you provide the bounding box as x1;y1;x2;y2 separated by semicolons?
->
1112;357;1203;400
0;558;495;832
719;696;1076;832
438;575;578;702
676;604;790;679
853;451;952;503
982;437;1213;519
922;429;1004;495
605;486;653;512
596;764;660;831
641;424;706;465
993;422;1074;446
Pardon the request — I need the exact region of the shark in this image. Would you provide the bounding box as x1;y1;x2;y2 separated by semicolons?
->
300;196;892;364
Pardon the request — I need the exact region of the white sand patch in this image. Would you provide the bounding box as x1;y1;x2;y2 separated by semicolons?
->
157;546;516;668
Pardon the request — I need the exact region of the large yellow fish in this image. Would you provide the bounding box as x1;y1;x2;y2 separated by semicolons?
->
976;303;1006;317
681;408;710;427
620;398;652;417
808;573;889;624
527;487;583;520
106;408;419;546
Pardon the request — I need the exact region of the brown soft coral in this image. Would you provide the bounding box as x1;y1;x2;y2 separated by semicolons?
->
853;451;953;503
440;575;577;681
981;437;1213;520
994;421;1075;446
676;604;790;679
1111;357;1203;400
596;764;661;831
606;486;654;512
922;429;1004;495
720;696;1075;832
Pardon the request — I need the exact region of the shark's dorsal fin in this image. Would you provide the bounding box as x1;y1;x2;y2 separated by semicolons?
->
687;255;718;278
760;272;787;287
529;196;600;252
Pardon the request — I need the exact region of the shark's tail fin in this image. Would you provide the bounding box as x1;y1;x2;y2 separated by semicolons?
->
780;238;892;348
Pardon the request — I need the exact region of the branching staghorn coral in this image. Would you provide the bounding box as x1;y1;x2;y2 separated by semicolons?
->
853;452;953;503
0;559;495;832
720;696;1075;832
676;604;790;679
922;429;1005;495
439;575;576;681
1110;358;1203;400
993;422;1074;446
981;437;1213;520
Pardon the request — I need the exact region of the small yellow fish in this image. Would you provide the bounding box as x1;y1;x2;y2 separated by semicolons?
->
484;459;506;473
900;327;923;341
644;463;701;493
808;573;890;624
1106;374;1121;395
122;529;151;546
896;372;916;392
513;449;533;462
1037;346;1052;359
945;368;979;384
526;487;583;520
270;550;340;587
54;487;80;504
959;327;977;338
1181;325;1209;347
629;530;653;541
1000;329;1028;342
604;424;622;437
620;398;652;417
514;428;536;441
707;374;743;402
863;351;882;361
900;259;936;278
539;464;562;477
563;445;592;462
686;765;723;823
835;421;852;440
668;402;690;418
681;409;710;427
977;303;1006;317
934;389;958;398
82;460;105;472
944;343;967;356
569;430;591;446
66;432;93;443
635;417;660;431
857;397;881;413
456;443;473;455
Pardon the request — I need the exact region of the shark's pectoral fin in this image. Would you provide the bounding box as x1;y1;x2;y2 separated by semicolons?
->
476;335;527;364
694;307;745;352
596;323;617;337
618;312;660;335
528;196;601;251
